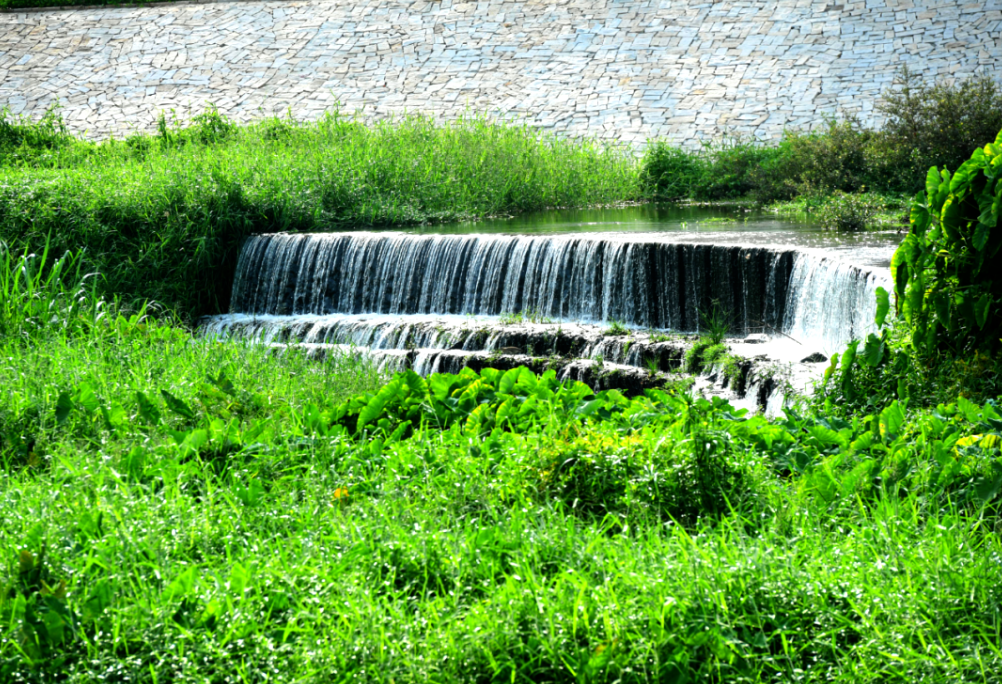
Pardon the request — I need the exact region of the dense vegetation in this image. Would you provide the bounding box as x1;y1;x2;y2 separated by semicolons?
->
0;108;637;320
641;72;1002;228
2;262;1001;680
819;128;1002;410
2;77;1001;680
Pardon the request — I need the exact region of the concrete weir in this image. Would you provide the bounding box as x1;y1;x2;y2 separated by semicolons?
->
200;231;889;411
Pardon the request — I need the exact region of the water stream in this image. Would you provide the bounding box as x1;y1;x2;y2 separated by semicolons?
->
201;206;901;408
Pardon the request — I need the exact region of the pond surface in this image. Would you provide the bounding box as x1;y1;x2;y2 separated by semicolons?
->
409;204;903;269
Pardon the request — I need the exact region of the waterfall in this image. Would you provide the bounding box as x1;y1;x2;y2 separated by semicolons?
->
783;253;890;353
211;231;889;353
228;232;796;332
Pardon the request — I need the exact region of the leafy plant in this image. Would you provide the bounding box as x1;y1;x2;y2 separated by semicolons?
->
699;299;730;344
894;129;1002;357
0;239;100;341
815;191;882;231
639;142;702;200
603;320;629;336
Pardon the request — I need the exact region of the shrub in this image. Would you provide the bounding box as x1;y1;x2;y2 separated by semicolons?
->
692;140;779;200
639;141;702;200
878;69;1002;191
815;191;882;231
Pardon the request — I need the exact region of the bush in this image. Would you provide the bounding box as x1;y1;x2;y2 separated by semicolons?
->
639;141;702;200
878;69;1002;191
815;191;882;231
895;130;1002;357
691;140;779;200
752;118;877;202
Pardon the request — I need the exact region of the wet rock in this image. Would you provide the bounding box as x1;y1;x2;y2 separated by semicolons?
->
800;352;828;363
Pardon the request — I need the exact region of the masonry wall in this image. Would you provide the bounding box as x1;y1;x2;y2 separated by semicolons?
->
1;0;1000;145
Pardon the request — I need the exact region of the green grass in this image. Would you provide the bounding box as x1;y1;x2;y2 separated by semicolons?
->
2;271;1001;681
1;324;1002;680
2;110;1001;681
0;108;639;321
769;191;910;230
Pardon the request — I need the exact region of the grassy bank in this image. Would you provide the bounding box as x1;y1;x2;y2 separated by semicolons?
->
2;292;1001;680
0;109;639;320
3;71;999;318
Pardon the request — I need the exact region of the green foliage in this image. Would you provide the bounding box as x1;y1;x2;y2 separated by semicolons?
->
3;328;1002;681
751;118;877;202
699;299;730;343
642;73;1002;211
815;190;883;231
821;129;1002;412
638;141;702;200
0;239;99;342
0;109;639;321
895;130;1002;357
603;319;629;336
0;107;75;167
1;259;1001;682
878;69;1002;191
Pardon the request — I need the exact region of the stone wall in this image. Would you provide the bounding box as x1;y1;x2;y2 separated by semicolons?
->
1;0;1000;145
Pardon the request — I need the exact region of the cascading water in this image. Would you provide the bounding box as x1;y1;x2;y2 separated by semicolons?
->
202;230;892;409
228;232;795;332
783;255;888;353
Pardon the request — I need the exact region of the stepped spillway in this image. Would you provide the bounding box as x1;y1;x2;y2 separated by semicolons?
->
222;231;885;349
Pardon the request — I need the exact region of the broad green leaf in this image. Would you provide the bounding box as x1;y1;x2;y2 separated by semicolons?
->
100;403;127;432
841;340;858;400
933;291;951;330
55;391;73;424
859;332;886;368
879;400;905;442
401;370;428;400
973;221;991;251
949;159;978;196
925;166;941;199
357;376;403;432
974;466;1002;504
821;352;839;389
808;425;844;448
498;367;521;394
234;479;266;507
974;293;991;329
161;390;195;420
874;287;890;327
164;567;198;601
957;396;981;422
75;382;100;415
135;391;161;425
229;563;252;596
206;370;236;397
909;198;930;234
